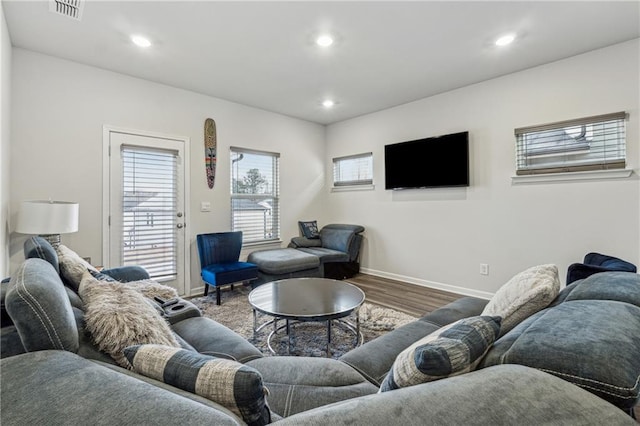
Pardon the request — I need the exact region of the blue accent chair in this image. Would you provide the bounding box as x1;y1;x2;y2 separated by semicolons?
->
566;252;637;285
196;232;259;305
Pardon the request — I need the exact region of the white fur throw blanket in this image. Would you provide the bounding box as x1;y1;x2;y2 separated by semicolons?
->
79;271;180;368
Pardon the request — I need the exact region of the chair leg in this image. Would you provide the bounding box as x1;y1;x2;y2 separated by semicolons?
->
204;283;209;297
216;286;221;306
231;284;234;291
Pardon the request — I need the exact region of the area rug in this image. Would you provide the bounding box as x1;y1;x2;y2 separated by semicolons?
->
190;285;417;359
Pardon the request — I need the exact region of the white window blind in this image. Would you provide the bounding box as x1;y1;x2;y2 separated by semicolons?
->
515;112;626;175
230;147;280;244
333;152;373;186
121;146;178;280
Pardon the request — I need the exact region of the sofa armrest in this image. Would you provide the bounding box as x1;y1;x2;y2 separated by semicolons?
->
1;351;244;425
339;296;487;386
289;236;323;248
274;365;637;425
102;265;150;282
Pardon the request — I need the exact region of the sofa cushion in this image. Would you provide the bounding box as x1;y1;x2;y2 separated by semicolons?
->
5;258;79;353
124;344;271;426
481;272;640;410
298;220;320;239
379;316;501;392
246;356;378;417
481;264;560;336
248;248;319;274
79;272;180;368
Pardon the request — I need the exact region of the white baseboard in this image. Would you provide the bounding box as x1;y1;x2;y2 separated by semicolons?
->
360;267;494;300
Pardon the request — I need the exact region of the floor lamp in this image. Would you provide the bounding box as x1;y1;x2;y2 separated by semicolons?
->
16;200;79;248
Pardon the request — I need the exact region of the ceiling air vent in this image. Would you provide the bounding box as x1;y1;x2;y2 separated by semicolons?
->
49;0;84;21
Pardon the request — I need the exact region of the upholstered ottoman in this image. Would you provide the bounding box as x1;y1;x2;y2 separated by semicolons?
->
247;248;321;285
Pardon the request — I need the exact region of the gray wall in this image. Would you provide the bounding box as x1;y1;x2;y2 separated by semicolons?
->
325;39;640;297
7;39;639;298
9;49;326;295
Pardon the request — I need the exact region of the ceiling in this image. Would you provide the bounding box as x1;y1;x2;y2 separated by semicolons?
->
3;1;639;125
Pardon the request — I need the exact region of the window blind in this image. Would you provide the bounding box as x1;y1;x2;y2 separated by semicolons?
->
121;146;178;280
333;152;373;186
230;147;280;244
515;112;626;175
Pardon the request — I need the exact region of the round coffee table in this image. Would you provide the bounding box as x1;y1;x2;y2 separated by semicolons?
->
248;277;365;356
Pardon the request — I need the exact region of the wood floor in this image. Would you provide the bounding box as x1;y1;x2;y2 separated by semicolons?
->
346;273;466;317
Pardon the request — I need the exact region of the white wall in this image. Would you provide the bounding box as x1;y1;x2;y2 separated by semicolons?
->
10;49;326;294
326;39;640;297
0;5;11;277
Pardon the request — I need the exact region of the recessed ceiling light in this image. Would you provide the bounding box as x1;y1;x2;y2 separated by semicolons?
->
316;35;334;47
495;34;516;47
131;35;151;48
322;99;335;108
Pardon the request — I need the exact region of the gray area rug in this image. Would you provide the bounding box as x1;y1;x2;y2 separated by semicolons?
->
190;285;417;359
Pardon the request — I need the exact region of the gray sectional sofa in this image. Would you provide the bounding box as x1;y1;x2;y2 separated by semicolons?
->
1;238;638;425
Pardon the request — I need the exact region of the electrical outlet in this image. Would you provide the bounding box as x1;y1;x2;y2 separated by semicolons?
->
480;263;489;275
200;201;211;212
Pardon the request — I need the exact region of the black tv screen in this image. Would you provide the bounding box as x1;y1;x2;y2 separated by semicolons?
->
384;131;469;189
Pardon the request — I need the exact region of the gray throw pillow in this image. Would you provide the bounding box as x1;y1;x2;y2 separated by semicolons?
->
380;315;501;392
124;344;271;426
298;220;320;239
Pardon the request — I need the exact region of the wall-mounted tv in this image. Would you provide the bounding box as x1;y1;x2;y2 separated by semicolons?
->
384;131;469;190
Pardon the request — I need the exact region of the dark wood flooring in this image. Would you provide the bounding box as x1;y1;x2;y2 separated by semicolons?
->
346;273;465;317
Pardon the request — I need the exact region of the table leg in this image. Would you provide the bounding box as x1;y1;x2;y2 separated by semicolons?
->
326;320;332;357
356;308;360;346
252;309;257;339
287;319;292;354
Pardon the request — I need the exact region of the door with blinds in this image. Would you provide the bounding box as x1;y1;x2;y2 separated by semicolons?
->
106;129;188;295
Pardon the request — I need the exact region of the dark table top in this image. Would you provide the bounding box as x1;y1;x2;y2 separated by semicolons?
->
248;277;365;321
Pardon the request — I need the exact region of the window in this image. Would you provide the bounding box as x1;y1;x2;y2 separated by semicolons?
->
333;152;373;187
230;147;280;244
515;112;626;175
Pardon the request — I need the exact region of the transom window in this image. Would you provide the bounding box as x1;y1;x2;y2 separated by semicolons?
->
515;112;626;175
230;147;280;244
332;152;373;187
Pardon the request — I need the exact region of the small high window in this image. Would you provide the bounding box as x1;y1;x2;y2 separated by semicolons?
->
515;112;626;175
333;152;373;187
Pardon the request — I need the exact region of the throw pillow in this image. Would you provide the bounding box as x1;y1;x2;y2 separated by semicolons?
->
380;315;501;392
481;264;560;336
56;244;100;291
298;220;320;239
124;344;271;426
78;271;180;368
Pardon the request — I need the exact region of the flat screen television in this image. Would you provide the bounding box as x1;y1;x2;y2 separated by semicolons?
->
384;131;469;190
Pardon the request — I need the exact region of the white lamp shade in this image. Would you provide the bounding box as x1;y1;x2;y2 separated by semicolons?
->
16;200;79;234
